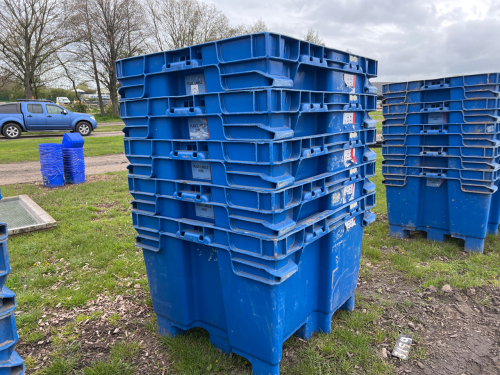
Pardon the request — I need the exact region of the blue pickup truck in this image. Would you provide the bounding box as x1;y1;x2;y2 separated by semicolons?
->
0;100;98;139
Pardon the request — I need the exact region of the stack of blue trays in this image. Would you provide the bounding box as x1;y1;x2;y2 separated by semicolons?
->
0;197;25;374
117;32;377;375
38;144;64;188
61;133;86;184
382;73;500;253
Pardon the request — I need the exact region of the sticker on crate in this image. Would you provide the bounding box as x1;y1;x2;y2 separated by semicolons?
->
184;74;207;95
343;149;357;167
188;118;210;140
428;113;447;124
195;203;214;218
349;95;358;102
349;132;358;139
343;112;355;126
392;334;413;360
343;183;355;203
343;74;356;92
345;217;356;230
349;167;358;175
350;201;358;210
191;161;212;180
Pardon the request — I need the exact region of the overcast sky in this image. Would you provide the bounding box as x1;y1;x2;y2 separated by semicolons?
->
207;0;500;82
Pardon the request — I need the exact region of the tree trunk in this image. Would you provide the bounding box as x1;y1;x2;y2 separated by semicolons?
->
24;73;32;99
108;69;119;116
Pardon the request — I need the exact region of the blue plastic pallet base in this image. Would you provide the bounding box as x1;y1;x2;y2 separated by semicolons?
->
389;225;484;253
0;351;24;374
143;216;366;375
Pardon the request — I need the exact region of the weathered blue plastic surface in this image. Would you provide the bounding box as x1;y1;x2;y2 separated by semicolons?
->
383;86;500;104
384;99;500;115
0;351;24;375
61;133;85;148
132;176;375;237
121;103;377;141
0;313;19;363
383;152;500;171
132;192;375;253
125;130;375;167
487;183;500;235
116;33;377;98
140;210;369;374
120;90;377;117
127;144;376;191
382;164;500;183
0;225;11;291
383;133;500;148
382;73;500;94
128;161;375;213
383;110;500;126
385;177;495;252
383;123;500;137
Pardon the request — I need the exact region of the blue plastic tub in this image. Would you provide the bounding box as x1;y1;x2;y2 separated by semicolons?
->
383;133;500;148
64;172;85;185
382;122;500;137
0;351;24;374
38;144;64;188
0;224;11;291
0;313;19;363
382;164;500;183
383;99;500;115
383;86;500;104
139;209;371;374
384;176;496;252
382;73;500;94
62;148;85;184
383;110;500;126
125;130;376;166
132;177;375;237
121;102;377;141
487;182;500;235
62;133;85;148
128;161;376;213
127;145;376;191
120;90;377;117
132;193;376;257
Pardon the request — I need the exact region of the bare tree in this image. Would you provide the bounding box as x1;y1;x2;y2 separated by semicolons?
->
146;0;269;51
0;0;76;99
304;28;324;46
87;0;147;116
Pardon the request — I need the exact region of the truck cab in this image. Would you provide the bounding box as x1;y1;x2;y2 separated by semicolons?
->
0;100;98;139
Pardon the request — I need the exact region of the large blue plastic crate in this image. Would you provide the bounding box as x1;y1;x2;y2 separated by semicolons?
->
118;61;376;100
487;184;500;235
116;33;377;98
127;144;376;191
132;176;375;237
383;133;500;147
120;90;377;117
140;210;370;374
128;161;375;213
382;164;500;183
0;224;11;290
0;313;19;363
384;176;496;252
382;155;499;171
125;130;376;167
383;110;500;126
121;103;377;141
383;99;500;115
383;144;500;159
382;122;500;137
382;73;500;94
383;86;500;104
133;193;375;258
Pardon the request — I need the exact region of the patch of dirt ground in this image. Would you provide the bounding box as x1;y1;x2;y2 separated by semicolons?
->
357;266;500;375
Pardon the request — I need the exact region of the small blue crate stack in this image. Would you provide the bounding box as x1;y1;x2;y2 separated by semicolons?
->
62;134;86;185
38;144;65;188
0;191;25;374
116;32;378;374
382;73;500;253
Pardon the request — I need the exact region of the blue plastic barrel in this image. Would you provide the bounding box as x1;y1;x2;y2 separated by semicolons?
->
38;144;64;188
62;148;85;184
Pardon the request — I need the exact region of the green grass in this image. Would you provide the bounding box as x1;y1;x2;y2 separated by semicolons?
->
92;114;123;123
0;136;124;163
3;149;500;373
369;111;384;133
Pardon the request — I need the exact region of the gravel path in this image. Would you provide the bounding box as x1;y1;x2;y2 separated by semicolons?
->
0;153;129;185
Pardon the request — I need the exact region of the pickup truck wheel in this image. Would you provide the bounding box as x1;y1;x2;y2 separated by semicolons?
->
2;123;22;139
76;122;92;136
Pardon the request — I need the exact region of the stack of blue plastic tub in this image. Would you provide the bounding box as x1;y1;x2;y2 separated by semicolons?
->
0;194;25;374
382;73;500;253
61;133;86;184
38;144;64;188
116;32;377;374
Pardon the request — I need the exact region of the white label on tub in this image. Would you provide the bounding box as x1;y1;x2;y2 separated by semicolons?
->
343;149;357;166
185;74;206;95
195;203;214;218
350;201;358;210
345;217;356;230
487;125;495;133
188;118;210;140
344;183;355;202
350;56;359;63
428;113;444;124
344;74;356;88
350;95;358;102
349;167;358;175
191;161;212;180
343;112;355;125
350;132;358;139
